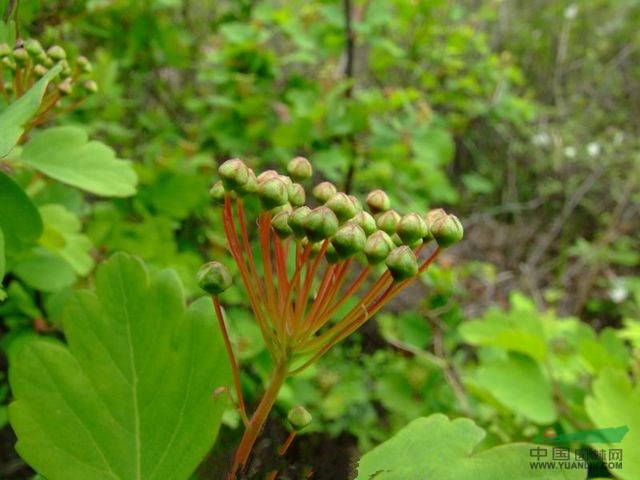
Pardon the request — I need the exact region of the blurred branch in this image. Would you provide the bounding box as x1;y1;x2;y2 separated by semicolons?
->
342;0;357;194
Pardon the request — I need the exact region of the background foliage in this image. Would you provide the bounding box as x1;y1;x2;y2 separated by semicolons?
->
0;0;638;478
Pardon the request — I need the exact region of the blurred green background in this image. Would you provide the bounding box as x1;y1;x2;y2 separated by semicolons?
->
0;0;639;478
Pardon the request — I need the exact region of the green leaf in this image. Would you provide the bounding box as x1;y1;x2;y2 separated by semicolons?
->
0;64;62;157
0;227;5;280
19;126;138;197
39;204;94;276
12;248;76;292
471;353;557;424
0;170;43;245
356;414;586;480
9;253;230;480
585;368;640;480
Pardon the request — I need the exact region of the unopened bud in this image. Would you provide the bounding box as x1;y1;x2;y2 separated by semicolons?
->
386;246;419;280
272;210;293;238
376;209;401;235
366;189;391;214
257;169;279;183
82;80;98;94
47;45;66;60
351;211;377;236
325;244;340;264
219;159;250;191
197;261;232;295
257;177;288;209
33;64;48;77
431;214;464;247
12;47;28;65
303;206;339;242
312;181;337;204
2;56;16;70
287;183;306;207
288;206;311;239
301;237;324;254
288;405;312;429
397;213;429;243
424;208;447;239
349;195;363;213
209;181;226;206
0;43;10;58
364;230;394;264
76;55;92;73
59;59;72;77
58;78;73;96
331;223;366;258
287;156;313;181
237;168;258;196
24;39;44;57
326;192;357;222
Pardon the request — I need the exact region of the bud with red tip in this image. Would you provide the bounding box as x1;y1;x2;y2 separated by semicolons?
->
331;223;366;258
272;210;293;238
237;169;258;196
326;192;357;222
287;157;313;181
366;189;391;214
288;183;306;207
430;214;464;247
386;246;419;280
364;230;394;264
303;206;339;242
257;177;289;210
351;211;377;236
197;261;233;295
312;181;337;204
397;212;429;244
219;159;250;191
376;209;401;235
288;206;311;238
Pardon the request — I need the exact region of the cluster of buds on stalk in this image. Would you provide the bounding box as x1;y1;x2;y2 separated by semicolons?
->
199;157;463;478
0;39;97;131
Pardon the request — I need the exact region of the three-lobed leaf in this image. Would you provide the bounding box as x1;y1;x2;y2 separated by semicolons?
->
19;126;138;197
9;253;231;480
356;414;586;480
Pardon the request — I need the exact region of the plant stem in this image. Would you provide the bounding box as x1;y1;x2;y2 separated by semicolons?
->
227;360;289;480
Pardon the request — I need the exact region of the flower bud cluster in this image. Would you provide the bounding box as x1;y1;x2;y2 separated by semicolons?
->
0;39;97;104
209;157;463;283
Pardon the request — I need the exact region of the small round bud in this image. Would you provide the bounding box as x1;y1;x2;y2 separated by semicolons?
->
82;80;99;94
2;56;17;70
301;237;324;254
325;244;340;264
287;156;313;181
288;405;312;429
47;45;66;60
431;214;464;247
272;210;293;238
287;183;306;207
326;192;357;222
278;174;293;188
197;261;232;295
366;189;391;214
58;77;73;96
76;55;92;73
288;206;311;239
0;43;11;58
312;181;337;204
209;181;226;206
303;206;339;242
33;64;48;77
348;195;363;213
219;158;250;191
351;211;377;236
257;169;279;183
237;168;258;196
376;209;401;235
385;246;419;280
59;59;72;77
424;208;447;239
331;223;366;258
397;213;429;243
24;39;44;57
257;177;289;209
364;230;394;264
12;47;28;65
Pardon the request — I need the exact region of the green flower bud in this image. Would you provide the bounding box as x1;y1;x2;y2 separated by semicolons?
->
33;64;48;77
366;189;391;214
312;181;337;204
58;77;73;96
219;158;250;191
24;39;44;57
303;206;339;242
376;209;401;235
288;405;312;429
197;261;232;295
237;168;258;196
331;223;366;258
364;230;394;264
351;211;377;236
326;192;357;222
47;45;66;60
397;212;429;243
59;59;72;77
288;206;311;239
287;183;306;207
349;195;363;213
272;210;293;238
76;55;93;73
385;246;419;280
287;156;313;181
82;80;99;94
0;43;10;58
42;55;54;67
278;174;293;189
257;177;288;210
431;214;464;247
209;181;226;206
257;169;279;183
12;47;28;65
2;56;16;70
325;244;340;264
424;208;447;239
391;233;403;246
301;237;324;254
